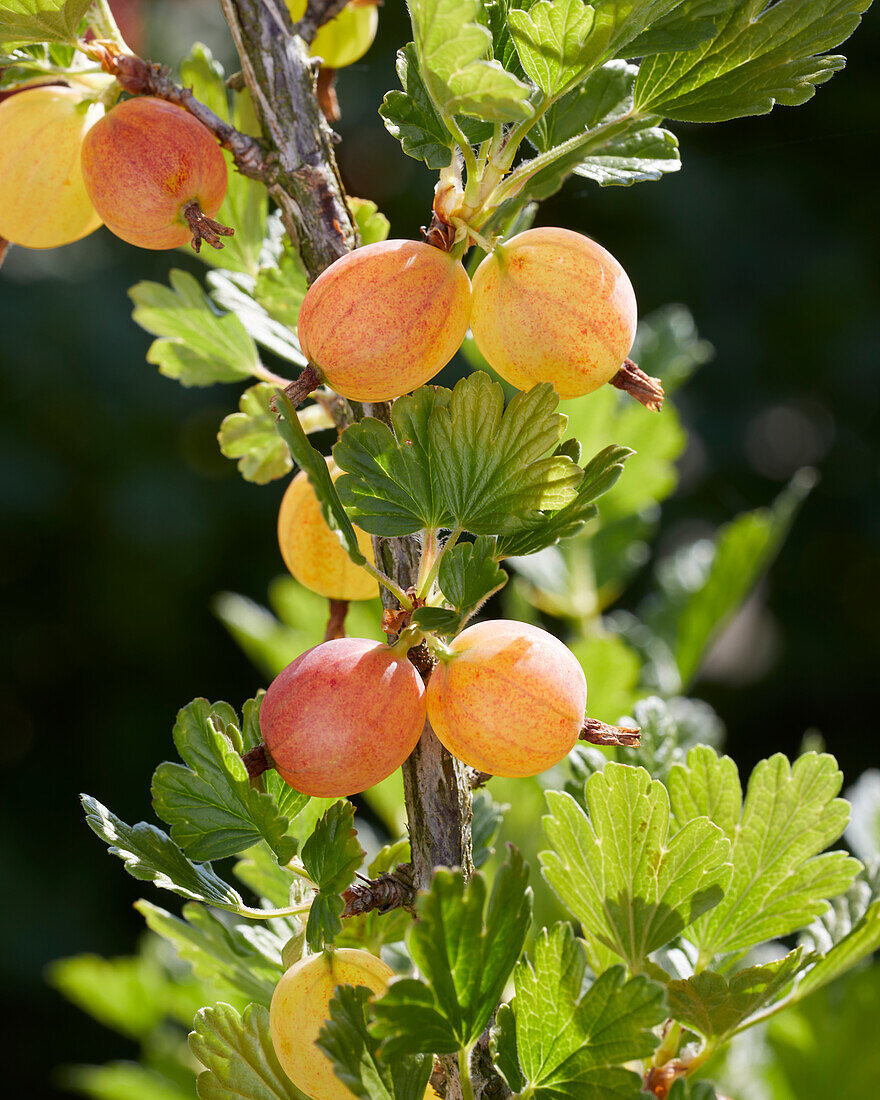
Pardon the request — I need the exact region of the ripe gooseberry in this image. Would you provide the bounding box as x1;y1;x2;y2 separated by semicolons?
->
426;619;587;777
286;0;378;68
270;948;394;1100
278;458;377;602
297;239;472;402
0;85;103;249
260;637;425;797
470;226;638;399
80;97;230;250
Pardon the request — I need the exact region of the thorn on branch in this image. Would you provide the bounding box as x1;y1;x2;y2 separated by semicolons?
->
610;358;665;411
324;598;349;641
579;717;642;748
468;768;493;790
183;200;234;252
341;863;416;917
317;68;340;123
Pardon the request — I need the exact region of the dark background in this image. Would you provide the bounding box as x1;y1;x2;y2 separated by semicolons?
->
2;1;878;1095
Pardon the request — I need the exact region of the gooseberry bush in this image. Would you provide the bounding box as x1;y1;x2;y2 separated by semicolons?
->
5;1;879;1098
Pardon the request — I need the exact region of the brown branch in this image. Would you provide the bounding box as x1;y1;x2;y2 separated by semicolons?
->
610;358;665;411
341;863;416;917
579;717;642;748
324;598;349;641
82;42;270;181
297;0;351;42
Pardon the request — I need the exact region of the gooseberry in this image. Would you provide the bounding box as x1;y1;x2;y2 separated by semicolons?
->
297;239;472;402
278;457;377;602
426;619;587;777
286;0;378;68
0;85;103;249
261;637;425;797
270;948;394;1100
80;96;230;250
469;226;638;399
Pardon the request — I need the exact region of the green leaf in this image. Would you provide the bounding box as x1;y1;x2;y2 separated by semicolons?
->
667;948;810;1043
151;697;303;863
129;270;259;387
349;197;391;246
190;1002;309;1100
643;470;816;687
218;383;295;485
136;899;285;1008
541;763;732;974
301;801;364;951
317;985;433;1100
497;444;633;558
234;841;300;909
408;0;534;122
669;747;860;961
180;44;267;277
379;42;455;169
493;924;665;1098
372;849;532;1055
253;217;310;330
472;790;506;869
508;0;598;96
667;1081;719;1100
412;535;507;636
60;1063;194;1100
568;631;640;725
0;0;91;43
335;375;582;538
430;375;583;534
624;1;731;57
635;0;872;123
207;270;306;365
274;389;367;566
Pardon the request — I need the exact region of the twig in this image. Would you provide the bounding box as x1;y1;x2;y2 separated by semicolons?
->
81;42;270;181
579;717;642;747
610;358;665;412
341;863;417;917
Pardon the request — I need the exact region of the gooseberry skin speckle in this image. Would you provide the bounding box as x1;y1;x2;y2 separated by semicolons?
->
297;239;473;403
426;619;587;778
470;226;638;400
0;86;103;249
80;96;228;250
278;458;377;602
261;637;426;797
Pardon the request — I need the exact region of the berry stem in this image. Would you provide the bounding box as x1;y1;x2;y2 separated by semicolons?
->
241;743;274;779
0;237;9;270
610;359;665;412
323;598;349;641
182;200;235;252
279;363;322;409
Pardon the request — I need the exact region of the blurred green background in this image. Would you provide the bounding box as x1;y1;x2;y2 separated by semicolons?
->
1;1;878;1096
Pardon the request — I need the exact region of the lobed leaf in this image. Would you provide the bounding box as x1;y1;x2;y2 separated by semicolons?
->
301;801;364;951
492;923;666;1098
541;763;732;974
129;270;259;387
624;1;732;57
508;0;598;96
207;270;306;365
151;697;304;863
669;747;861;961
667;947;810;1043
380;43;455;169
413;535;507;635
218;383;295;485
635;0;873;123
190;1002;309;1100
136;899;285;1009
317;985;433;1100
407;0;533;122
372;849;532;1056
0;0;91;43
